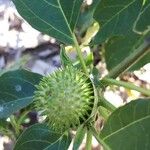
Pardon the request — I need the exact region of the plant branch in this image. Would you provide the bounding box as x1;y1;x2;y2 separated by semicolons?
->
85;130;92;150
10;115;20;137
102;78;150;97
99;96;116;112
90;126;111;150
72;34;88;75
106;39;150;78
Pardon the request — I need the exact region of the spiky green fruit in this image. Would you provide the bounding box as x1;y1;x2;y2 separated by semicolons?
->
34;67;94;132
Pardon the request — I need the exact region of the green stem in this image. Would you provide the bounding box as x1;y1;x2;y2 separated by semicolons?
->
90;126;111;150
72;34;88;75
99;96;116;112
85;130;92;150
106;39;150;78
102;78;150;97
10;115;20;137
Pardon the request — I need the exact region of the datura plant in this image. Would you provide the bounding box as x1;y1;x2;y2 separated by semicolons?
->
0;0;150;150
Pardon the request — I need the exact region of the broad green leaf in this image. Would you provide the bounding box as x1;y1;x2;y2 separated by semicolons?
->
14;123;71;150
134;0;150;33
100;99;150;150
0;69;42;118
93;0;143;44
12;0;84;44
92;0;150;71
105;32;150;71
73;125;86;150
60;46;73;67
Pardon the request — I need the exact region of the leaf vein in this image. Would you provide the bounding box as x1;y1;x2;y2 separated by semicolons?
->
103;114;150;141
18;0;73;41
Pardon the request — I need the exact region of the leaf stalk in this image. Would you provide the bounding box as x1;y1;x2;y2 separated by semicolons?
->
85;130;93;150
72;34;89;75
102;78;150;97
